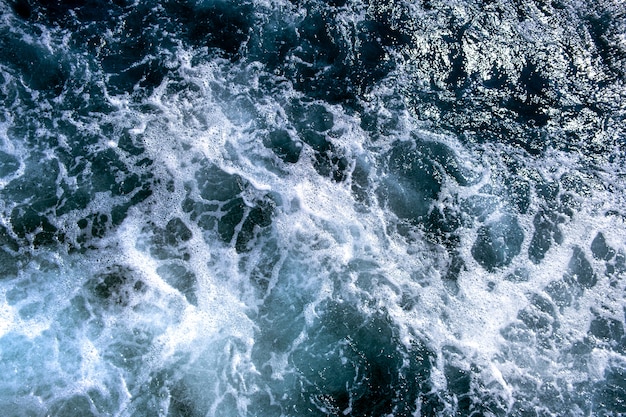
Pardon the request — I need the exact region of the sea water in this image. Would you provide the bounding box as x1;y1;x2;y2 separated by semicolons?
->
0;0;625;415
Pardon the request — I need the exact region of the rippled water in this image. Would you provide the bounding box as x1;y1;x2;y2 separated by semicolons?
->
0;0;625;415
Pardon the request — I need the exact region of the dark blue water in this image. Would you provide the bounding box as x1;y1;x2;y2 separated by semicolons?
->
0;0;625;415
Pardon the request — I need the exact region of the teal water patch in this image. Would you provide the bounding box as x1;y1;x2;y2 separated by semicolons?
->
471;215;524;272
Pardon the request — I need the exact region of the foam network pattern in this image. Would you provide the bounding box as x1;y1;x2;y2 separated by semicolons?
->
0;0;625;416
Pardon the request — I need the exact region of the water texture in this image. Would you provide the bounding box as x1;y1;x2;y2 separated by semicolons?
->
0;0;625;415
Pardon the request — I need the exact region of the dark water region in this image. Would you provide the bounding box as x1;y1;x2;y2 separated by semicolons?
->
0;0;625;416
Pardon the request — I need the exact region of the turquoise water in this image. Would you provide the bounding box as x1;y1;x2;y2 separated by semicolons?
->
0;0;625;415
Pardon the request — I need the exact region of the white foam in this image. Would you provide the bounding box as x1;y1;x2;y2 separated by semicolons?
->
0;2;624;414
0;298;14;338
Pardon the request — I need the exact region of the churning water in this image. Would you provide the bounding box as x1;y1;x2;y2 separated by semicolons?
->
0;0;625;415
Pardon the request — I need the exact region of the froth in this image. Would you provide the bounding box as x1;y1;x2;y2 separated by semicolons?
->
1;0;625;414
